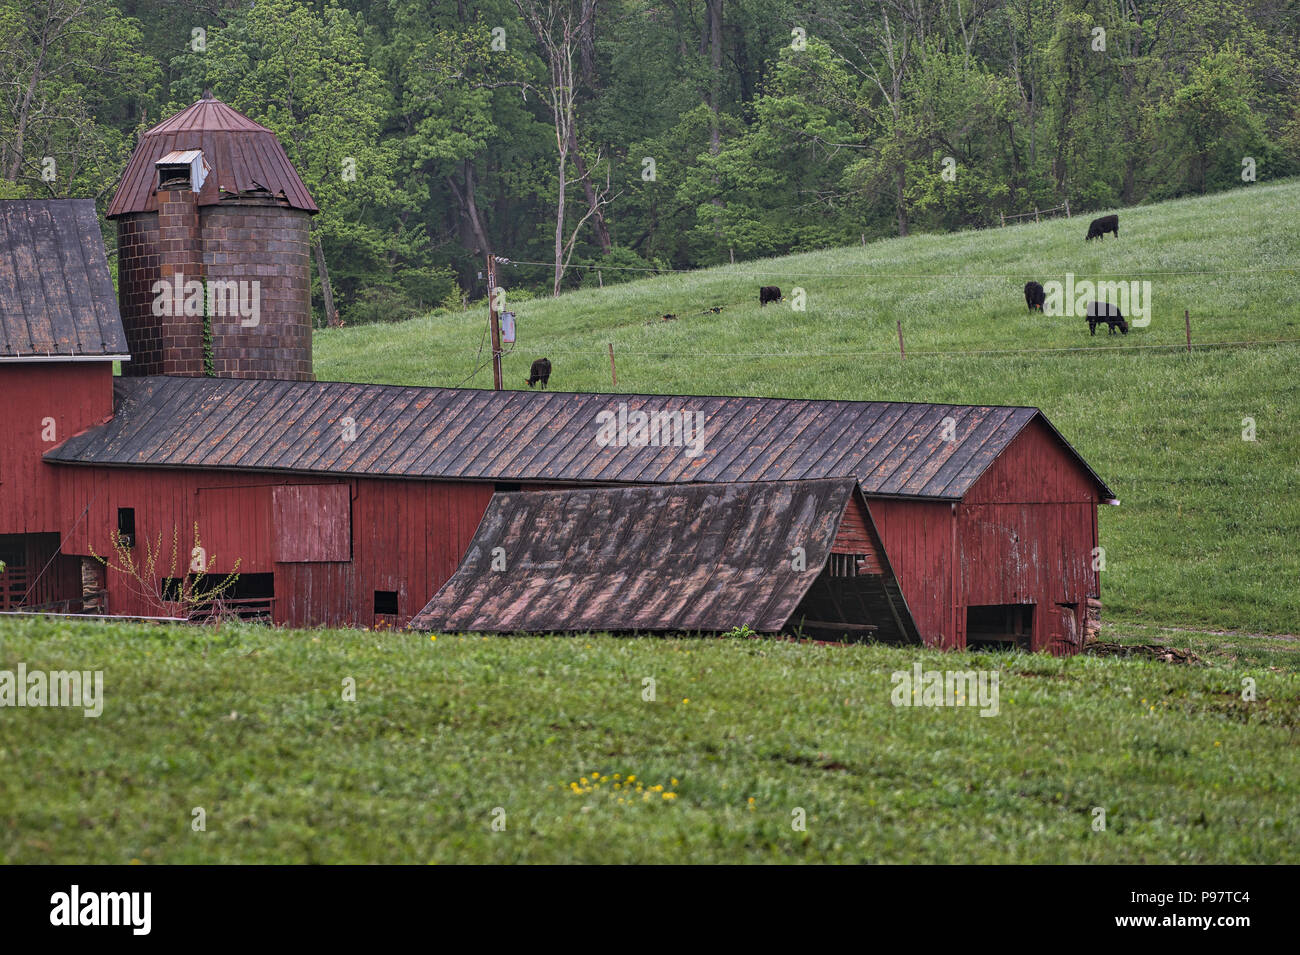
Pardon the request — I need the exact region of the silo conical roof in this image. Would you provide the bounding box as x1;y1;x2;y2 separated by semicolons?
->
107;91;318;217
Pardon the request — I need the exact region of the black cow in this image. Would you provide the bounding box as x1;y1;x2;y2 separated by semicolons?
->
526;357;552;388
1086;301;1128;335
759;286;782;305
1086;214;1119;241
1024;281;1045;311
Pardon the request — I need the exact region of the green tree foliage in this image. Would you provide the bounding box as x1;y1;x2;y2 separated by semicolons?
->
4;0;1299;318
0;0;157;199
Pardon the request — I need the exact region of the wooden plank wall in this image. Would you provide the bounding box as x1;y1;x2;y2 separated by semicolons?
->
0;363;115;536
53;465;494;626
866;498;957;648
960;419;1102;653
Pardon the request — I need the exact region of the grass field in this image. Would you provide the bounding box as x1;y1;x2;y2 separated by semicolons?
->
316;180;1300;636
2;616;1297;864
5;183;1298;865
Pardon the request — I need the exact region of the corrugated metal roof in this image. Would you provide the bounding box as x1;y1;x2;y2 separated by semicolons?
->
44;376;1113;500
0;199;129;359
409;478;919;636
107;93;318;217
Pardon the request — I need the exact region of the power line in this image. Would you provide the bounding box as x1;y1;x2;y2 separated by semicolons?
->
463;337;1300;360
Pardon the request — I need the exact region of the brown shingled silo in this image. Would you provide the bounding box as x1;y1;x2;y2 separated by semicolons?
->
107;91;318;381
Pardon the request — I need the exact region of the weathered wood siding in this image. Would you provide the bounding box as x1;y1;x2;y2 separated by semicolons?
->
52;465;493;626
959;420;1102;653
0;363;114;535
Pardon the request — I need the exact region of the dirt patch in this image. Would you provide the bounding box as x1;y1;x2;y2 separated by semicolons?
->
1084;642;1202;664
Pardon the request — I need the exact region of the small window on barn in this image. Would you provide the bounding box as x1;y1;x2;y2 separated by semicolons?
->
827;553;867;577
374;590;399;616
494;482;522;493
117;508;136;547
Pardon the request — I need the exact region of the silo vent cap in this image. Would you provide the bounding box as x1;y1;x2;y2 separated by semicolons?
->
155;149;209;193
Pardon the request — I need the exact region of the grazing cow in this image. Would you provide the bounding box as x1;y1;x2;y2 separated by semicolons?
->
1086;214;1119;241
759;286;781;306
1024;281;1045;311
1086;301;1128;335
526;357;552;388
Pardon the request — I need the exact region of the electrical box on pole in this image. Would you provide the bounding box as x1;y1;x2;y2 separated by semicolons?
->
486;253;503;390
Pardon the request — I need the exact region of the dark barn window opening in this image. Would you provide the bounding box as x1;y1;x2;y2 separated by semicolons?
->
160;572;274;621
827;553;867;577
374;590;399;616
116;507;136;546
966;603;1034;650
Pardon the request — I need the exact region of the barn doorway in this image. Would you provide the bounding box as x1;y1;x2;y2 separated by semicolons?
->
0;535;28;610
966;603;1034;650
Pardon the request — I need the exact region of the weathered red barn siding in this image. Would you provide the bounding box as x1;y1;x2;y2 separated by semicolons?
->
958;420;1101;652
52;465;493;626
866;498;957;648
831;494;885;573
0;363;114;535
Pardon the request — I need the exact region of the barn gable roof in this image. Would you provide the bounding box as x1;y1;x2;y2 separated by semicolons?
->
43;375;1113;500
409;478;920;638
0;199;130;361
107;92;318;218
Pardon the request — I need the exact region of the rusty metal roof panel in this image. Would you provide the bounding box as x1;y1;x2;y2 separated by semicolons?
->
44;377;1113;500
107;94;318;217
409;479;860;634
0;200;129;359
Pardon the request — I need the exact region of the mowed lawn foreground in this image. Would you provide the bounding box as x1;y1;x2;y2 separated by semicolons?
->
316;181;1300;636
2;617;1297;864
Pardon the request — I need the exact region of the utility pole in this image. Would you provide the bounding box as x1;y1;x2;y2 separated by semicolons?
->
486;252;503;390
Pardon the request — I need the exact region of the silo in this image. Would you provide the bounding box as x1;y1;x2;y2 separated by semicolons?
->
107;91;318;380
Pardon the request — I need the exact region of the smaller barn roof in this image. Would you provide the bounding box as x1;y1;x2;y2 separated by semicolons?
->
107;92;318;217
409;478;920;638
43;376;1113;500
0;199;129;361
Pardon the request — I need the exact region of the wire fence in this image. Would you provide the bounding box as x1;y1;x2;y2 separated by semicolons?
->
497;258;1300;279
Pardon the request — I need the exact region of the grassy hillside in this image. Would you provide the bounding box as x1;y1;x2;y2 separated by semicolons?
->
2;617;1296;864
316;181;1300;635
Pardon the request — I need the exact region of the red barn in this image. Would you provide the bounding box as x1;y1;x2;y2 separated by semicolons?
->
0;95;1116;653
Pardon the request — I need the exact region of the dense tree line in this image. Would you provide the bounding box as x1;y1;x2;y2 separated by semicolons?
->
3;0;1298;324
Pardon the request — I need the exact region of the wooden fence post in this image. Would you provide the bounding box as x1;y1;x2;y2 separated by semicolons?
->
1185;309;1192;353
897;321;906;360
597;270;603;288
1034;207;1040;222
1000;211;1005;228
608;342;618;385
1064;198;1071;217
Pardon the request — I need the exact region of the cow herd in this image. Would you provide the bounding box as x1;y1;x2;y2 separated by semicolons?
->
1023;213;1130;335
529;212;1129;391
754;216;1134;337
